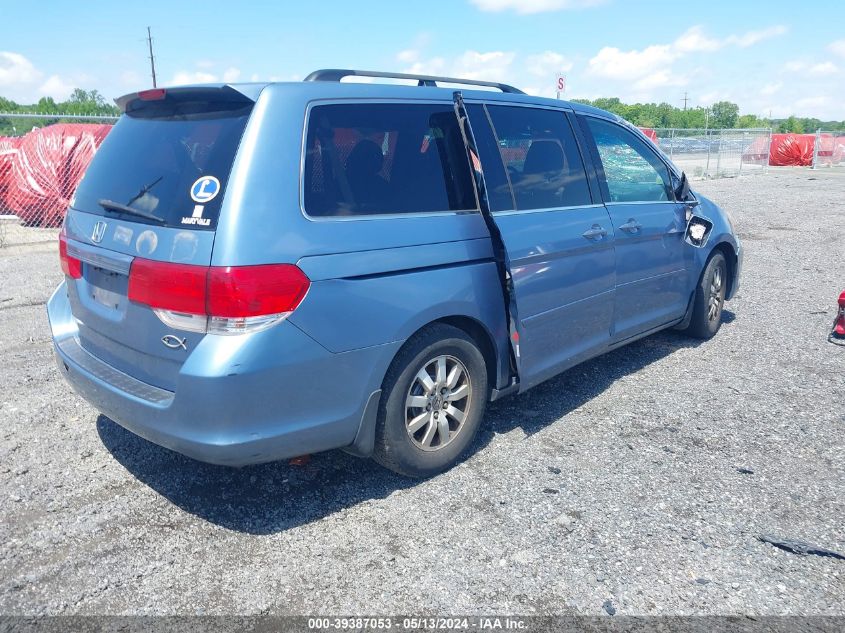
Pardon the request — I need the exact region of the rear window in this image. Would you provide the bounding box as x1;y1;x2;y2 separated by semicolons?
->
71;97;252;230
303;103;477;217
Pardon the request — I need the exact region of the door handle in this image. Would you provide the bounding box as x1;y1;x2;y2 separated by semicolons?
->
582;224;608;240
619;219;642;234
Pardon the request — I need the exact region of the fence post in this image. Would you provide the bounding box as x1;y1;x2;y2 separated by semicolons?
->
812;128;821;169
738;132;744;177
705;129;712;178
765;129;772;172
669;128;675;160
715;129;723;177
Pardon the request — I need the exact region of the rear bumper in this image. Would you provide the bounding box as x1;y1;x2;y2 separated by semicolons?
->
47;283;398;466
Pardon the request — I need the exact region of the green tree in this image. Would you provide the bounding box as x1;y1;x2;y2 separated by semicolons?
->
736;114;765;128
778;116;804;133
709;101;739;129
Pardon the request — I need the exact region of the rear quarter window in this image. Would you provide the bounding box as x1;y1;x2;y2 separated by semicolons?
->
303;103;477;217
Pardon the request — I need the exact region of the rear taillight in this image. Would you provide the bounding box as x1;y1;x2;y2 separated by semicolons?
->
58;231;82;279
127;259;310;335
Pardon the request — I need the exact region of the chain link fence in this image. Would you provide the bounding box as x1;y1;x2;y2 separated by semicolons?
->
811;130;845;169
0;113;117;247
650;128;772;180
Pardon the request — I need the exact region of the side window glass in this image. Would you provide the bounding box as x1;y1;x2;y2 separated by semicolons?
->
466;104;514;212
304;103;477;217
486;105;591;211
585;118;673;203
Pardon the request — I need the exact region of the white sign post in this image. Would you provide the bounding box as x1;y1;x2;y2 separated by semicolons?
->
556;74;566;100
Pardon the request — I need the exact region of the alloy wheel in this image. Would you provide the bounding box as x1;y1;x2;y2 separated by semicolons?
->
405;354;473;451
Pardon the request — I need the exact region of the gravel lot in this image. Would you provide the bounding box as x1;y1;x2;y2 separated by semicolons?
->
0;169;843;617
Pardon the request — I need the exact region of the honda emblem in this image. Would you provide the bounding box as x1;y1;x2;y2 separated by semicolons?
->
91;221;107;243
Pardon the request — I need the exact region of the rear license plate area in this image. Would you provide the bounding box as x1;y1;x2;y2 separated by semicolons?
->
87;266;128;310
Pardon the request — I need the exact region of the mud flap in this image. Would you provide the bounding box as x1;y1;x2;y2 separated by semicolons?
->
453;91;521;391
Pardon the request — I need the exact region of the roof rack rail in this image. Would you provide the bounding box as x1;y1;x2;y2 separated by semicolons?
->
303;69;525;94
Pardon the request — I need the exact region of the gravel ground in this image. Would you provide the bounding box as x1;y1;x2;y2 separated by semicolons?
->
0;169;843;617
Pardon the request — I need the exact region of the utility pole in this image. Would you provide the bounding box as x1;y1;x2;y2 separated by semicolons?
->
681;91;689;111
146;26;158;88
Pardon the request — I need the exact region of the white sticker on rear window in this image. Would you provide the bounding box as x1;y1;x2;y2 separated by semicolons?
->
190;176;221;203
113;225;133;246
181;204;210;226
136;230;158;256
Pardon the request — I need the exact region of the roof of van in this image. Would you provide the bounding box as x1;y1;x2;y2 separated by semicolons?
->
116;79;619;121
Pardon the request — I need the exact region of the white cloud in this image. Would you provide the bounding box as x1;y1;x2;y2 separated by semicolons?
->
469;0;606;14
634;70;688;91
586;24;788;103
588;44;676;80
728;25;788;48
761;81;783;96
0;51;42;87
525;51;573;76
39;75;75;100
784;60;806;72
0;51;88;103
453;51;517;79
168;65;243;86
829;39;845;58
671;24;788;54
222;67;241;82
808;61;839;76
794;95;831;110
397;49;420;64
120;70;143;87
169;70;217;85
402;50;517;83
673;26;723;53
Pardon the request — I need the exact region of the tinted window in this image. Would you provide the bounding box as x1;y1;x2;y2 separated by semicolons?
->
585;117;673;203
466;104;514;212
72;99;252;230
303;103;477;217
486;106;591;210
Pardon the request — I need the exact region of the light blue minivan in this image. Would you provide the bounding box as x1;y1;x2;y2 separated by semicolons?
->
48;70;741;477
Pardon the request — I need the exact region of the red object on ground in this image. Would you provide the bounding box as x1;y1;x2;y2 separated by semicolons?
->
741;136;770;164
813;133;845;166
0;136;22;215
288;455;312;467
639;127;658;143
768;133;816;167
833;291;845;339
3;124;112;226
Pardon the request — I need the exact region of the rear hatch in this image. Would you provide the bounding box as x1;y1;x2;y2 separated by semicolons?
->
61;86;256;391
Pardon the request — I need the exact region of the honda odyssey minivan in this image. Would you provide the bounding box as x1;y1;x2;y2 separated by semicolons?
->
48;69;742;477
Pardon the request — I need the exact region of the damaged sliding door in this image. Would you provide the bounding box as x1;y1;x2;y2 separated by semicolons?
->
454;96;616;390
453;92;522;394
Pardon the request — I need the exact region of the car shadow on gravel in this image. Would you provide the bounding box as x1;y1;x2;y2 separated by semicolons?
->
96;322;728;534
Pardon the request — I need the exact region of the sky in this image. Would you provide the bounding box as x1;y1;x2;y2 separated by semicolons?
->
1;0;844;119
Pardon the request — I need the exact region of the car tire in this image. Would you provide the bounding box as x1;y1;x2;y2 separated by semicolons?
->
373;323;488;478
684;251;728;339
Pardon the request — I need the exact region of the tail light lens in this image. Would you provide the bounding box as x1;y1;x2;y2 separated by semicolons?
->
58;230;82;279
127;259;310;335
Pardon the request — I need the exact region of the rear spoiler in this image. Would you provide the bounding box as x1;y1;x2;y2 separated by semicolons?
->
114;84;267;113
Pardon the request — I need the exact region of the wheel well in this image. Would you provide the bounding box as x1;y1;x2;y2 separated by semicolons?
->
433;316;500;394
711;241;737;297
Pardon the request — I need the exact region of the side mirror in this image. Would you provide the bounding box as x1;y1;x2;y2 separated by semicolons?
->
674;171;691;202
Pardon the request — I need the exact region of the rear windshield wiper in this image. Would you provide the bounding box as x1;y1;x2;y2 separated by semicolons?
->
97;199;165;224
